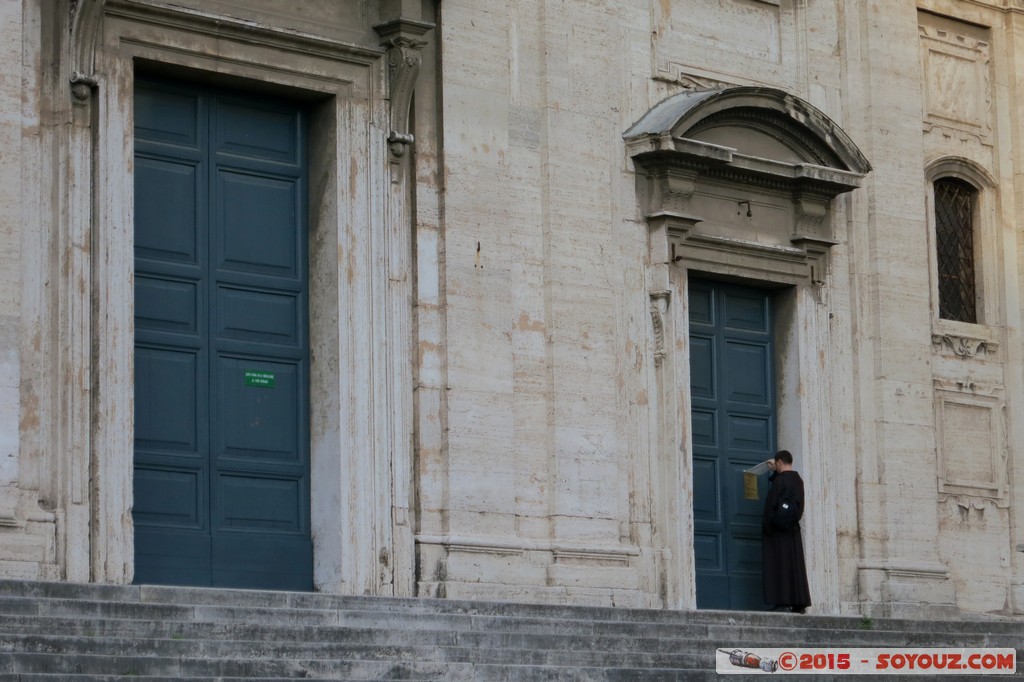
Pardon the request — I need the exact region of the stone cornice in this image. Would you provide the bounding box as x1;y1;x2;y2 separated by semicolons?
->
685;232;808;265
627;89;868;283
857;560;950;578
415;534;641;558
624;87;872;175
630;139;863;197
631;136;861;275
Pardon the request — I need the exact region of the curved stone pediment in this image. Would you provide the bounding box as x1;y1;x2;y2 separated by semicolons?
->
625;87;872;286
624;86;871;176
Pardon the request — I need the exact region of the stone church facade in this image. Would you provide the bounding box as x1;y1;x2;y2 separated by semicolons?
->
0;0;1022;619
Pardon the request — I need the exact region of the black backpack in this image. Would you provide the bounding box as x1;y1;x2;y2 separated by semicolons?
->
770;484;802;530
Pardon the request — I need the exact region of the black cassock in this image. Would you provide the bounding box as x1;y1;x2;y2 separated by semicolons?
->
762;470;812;608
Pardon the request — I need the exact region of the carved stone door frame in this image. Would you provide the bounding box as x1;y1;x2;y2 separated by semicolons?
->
625;87;870;610
46;0;430;594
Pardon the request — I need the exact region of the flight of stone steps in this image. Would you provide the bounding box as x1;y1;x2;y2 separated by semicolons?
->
0;580;1020;680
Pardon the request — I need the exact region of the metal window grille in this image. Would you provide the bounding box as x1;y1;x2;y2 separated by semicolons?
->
934;178;977;323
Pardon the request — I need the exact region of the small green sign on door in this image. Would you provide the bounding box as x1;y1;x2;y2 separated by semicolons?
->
244;370;275;388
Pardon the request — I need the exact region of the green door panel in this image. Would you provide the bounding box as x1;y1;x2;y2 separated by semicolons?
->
690;279;776;610
133;79;312;590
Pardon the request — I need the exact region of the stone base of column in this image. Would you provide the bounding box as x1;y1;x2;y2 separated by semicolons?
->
0;486;59;581
858;561;959;620
1008;582;1024;615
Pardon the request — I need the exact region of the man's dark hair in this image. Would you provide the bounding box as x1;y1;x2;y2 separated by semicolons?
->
774;450;793;465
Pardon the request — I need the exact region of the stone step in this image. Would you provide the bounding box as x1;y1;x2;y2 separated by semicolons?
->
2;652;473;679
6;625;1001;679
0;673;708;682
0;633;713;669
0;677;306;682
0;625;1017;680
0;653;730;681
0;580;1019;635
1;609;1016;655
0;612;1018;663
0;660;1013;682
0;580;1019;680
0;661;960;682
1;593;1018;648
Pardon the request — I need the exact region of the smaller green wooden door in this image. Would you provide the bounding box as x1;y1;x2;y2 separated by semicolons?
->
133;78;312;590
689;279;776;609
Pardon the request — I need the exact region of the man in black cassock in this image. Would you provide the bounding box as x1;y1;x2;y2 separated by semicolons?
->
762;449;812;613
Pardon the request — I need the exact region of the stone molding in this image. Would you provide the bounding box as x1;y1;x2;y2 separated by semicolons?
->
925;156;997;188
943;494;1003;511
858;559;951;579
415;535;641;560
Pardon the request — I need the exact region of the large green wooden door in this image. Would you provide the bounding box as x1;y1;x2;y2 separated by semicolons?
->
133;79;312;590
689;279;776;609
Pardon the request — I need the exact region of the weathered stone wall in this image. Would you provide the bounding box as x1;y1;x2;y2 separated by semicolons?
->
0;0;25;491
422;0;1024;617
0;0;22;491
0;0;59;581
422;0;854;606
917;0;1024;616
0;0;1021;618
417;0;656;606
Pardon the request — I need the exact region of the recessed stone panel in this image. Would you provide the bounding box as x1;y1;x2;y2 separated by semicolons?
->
651;0;800;90
918;12;992;144
934;382;1007;506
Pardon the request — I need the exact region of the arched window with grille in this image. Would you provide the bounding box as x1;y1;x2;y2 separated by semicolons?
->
933;177;979;323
